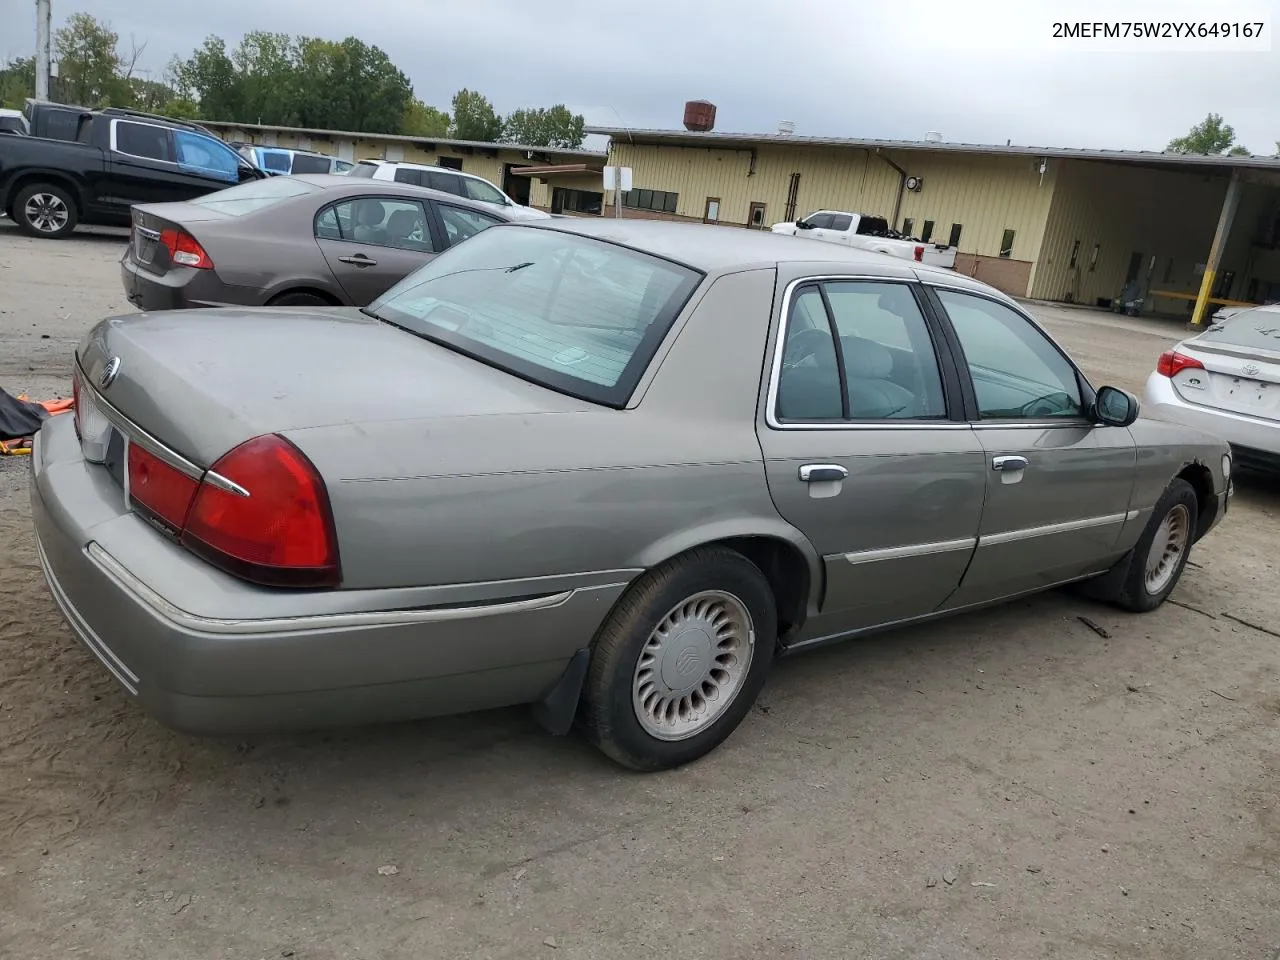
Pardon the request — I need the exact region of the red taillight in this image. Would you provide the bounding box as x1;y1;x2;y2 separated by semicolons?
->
913;245;924;262
159;228;213;269
181;435;340;588
128;444;200;533
1156;350;1205;378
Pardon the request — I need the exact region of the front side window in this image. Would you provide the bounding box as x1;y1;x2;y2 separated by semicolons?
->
802;212;834;230
114;120;172;162
257;149;291;174
463;177;507;205
321;197;434;252
368;226;702;406
436;203;504;246
937;289;1084;420
776;281;947;422
174;131;240;181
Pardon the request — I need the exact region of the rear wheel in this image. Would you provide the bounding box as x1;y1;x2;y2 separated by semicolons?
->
1108;478;1198;612
580;546;776;771
268;291;332;307
13;183;78;239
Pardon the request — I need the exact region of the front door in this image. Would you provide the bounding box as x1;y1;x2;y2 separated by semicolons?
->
314;196;441;305
928;288;1138;608
756;275;987;643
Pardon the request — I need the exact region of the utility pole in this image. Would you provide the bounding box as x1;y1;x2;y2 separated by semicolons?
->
34;0;52;101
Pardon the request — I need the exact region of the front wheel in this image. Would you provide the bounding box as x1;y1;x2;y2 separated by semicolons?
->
13;182;79;239
1110;478;1199;612
580;546;776;771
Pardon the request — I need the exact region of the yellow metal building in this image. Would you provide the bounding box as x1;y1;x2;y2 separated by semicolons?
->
590;126;1280;314
199;120;607;214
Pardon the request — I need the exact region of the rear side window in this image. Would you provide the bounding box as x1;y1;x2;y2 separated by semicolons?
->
114;120;172;162
348;162;378;178
258;149;291;173
829;214;853;231
290;153;333;175
187;176;318;216
427;171;465;196
393;167;426;186
174;131;240;182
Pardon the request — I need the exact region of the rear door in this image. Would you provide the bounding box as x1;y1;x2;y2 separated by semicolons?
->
928;286;1138;607
314;195;440;305
755;271;987;643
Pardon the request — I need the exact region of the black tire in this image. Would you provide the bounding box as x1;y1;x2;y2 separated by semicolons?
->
268;291;332;307
13;182;79;239
580;546;777;772
1109;478;1199;613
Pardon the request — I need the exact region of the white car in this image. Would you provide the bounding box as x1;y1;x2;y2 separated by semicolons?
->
772;210;958;270
347;159;551;221
1142;302;1280;472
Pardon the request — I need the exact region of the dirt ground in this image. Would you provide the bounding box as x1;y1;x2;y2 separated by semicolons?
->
1;220;1278;960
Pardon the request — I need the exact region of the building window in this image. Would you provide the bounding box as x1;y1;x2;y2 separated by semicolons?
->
1069;239;1081;268
902;217;914;236
624;188;678;213
703;197;720;223
551;187;603;215
921;220;935;242
1089;242;1100;272
948;223;963;247
437;156;463;170
999;229;1015;258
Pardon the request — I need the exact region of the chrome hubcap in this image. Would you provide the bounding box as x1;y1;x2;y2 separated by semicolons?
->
24;193;69;233
1145;503;1190;594
632;590;755;741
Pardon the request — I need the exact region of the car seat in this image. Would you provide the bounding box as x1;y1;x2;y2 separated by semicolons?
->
352;200;387;244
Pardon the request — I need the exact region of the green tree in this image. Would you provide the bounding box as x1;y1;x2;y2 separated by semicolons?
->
1167;113;1250;156
170;37;239;119
450;88;502;141
403;98;449;137
54;13;136;107
501;103;585;148
0;56;35;109
230;31;297;125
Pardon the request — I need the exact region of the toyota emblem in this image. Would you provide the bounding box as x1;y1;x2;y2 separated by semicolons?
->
99;357;121;389
1241;362;1260;378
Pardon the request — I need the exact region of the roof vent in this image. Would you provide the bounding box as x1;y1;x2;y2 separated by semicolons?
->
925;131;943;142
683;100;716;132
777;120;795;136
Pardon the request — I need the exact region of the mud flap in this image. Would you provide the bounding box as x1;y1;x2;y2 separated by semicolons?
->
530;647;590;736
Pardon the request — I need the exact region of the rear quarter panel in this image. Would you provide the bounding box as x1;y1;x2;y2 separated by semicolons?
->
284;268;812;591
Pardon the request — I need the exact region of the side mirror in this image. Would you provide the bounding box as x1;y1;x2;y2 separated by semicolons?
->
1094;385;1139;427
796;220;809;229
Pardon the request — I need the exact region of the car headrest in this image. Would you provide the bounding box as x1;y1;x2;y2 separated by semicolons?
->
355;200;385;225
840;335;894;379
385;209;418;235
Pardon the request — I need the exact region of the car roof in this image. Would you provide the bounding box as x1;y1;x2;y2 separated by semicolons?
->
518;217;998;288
358;159;487;182
284;174;515;216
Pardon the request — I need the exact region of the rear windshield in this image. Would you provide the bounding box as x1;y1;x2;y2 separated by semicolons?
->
348;162;378;178
187;176;318;216
1201;308;1280;353
290;153;333;174
369;225;702;406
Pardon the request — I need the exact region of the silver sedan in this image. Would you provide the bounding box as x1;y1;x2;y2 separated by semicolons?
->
1143;303;1280;472
32;220;1231;771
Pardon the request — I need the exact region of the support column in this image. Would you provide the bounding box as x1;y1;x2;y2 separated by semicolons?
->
1190;169;1242;327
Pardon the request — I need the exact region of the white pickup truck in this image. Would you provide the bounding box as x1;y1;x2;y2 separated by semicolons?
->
771;210;958;270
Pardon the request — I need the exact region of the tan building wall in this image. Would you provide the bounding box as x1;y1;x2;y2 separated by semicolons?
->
606;141;1059;296
1030;161;1279;312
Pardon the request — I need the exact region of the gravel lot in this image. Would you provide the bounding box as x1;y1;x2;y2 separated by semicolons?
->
1;220;1278;960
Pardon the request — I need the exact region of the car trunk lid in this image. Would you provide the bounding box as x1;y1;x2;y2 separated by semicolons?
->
129;203;229;275
1170;340;1280;421
75;307;592;470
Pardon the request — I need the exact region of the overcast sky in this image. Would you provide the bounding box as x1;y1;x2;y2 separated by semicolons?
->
4;0;1277;154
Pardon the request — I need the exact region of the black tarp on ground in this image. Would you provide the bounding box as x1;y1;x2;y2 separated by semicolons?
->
0;388;49;441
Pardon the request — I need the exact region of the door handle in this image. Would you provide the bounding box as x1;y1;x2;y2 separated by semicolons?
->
799;464;848;483
992;455;1029;472
338;255;377;267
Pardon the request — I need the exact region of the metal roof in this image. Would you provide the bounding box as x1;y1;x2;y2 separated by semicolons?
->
586;126;1280;171
203;119;607;160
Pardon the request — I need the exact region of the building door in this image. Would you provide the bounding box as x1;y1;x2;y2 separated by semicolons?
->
748;202;767;229
337;141;355;161
503;163;531;205
1125;251;1144;284
703;197;720;223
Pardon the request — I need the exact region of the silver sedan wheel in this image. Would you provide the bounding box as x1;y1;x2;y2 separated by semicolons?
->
1145;502;1190;594
632;589;755;742
24;193;70;234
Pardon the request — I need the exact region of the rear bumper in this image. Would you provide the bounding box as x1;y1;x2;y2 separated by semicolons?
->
1142;373;1280;460
120;253;244;311
30;415;628;735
